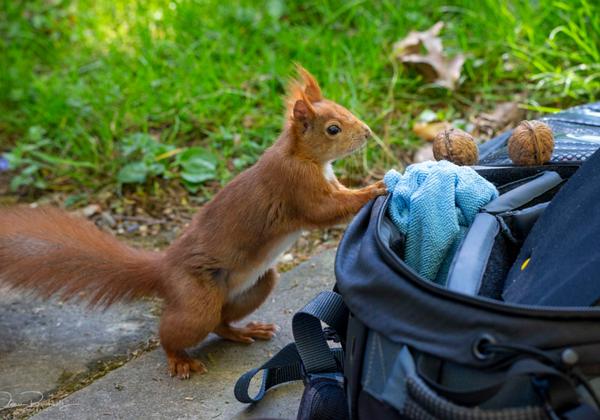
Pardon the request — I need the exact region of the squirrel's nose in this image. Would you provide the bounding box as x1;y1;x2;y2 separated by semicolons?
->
363;126;372;139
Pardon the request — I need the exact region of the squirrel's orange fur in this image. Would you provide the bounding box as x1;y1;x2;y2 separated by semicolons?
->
0;66;386;379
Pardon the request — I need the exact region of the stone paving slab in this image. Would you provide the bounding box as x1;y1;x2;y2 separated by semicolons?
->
0;290;159;409
33;248;337;420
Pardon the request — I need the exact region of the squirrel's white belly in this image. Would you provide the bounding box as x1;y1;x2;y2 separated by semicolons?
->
228;231;301;300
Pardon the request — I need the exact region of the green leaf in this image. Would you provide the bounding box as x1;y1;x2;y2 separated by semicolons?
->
64;193;87;208
117;161;148;184
146;161;167;177
10;174;33;191
121;133;158;157
177;147;218;185
181;171;216;184
30;150;95;168
22;164;40;176
34;179;48;189
182;179;201;193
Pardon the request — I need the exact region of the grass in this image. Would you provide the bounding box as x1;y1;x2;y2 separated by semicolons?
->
1;0;599;200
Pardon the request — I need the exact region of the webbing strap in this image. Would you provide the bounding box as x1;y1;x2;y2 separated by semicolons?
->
234;291;348;404
292;291;348;374
234;343;303;403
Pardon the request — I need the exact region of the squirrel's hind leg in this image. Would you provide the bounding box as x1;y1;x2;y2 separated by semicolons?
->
159;275;224;379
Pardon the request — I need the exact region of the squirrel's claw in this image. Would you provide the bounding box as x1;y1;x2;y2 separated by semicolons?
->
166;351;207;379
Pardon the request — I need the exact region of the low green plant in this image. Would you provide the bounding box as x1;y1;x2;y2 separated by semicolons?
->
4;126;96;191
114;133;220;192
5;129;222;193
1;0;598;197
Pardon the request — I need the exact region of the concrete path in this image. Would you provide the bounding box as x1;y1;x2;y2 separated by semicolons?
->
0;291;159;408
8;249;336;419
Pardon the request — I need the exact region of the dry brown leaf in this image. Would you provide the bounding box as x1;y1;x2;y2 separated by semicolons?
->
412;121;452;142
393;22;465;90
472;101;526;139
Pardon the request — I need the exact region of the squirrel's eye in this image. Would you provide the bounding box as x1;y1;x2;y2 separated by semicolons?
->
326;125;341;135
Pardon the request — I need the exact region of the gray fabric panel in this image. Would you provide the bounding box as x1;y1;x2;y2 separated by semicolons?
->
502;202;549;238
483;171;562;214
458;203;548;300
361;331;414;413
446;213;499;296
361;330;405;398
381;346;414;411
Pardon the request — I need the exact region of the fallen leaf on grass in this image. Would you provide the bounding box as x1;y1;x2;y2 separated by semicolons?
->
472;101;525;139
413;121;452;142
393;22;465;90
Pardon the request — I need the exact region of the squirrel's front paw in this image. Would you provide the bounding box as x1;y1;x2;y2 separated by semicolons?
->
368;180;387;197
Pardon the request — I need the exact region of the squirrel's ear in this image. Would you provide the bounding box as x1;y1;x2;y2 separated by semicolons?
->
292;99;315;122
295;64;322;103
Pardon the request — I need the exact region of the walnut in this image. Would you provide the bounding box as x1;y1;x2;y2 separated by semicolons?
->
508;120;554;166
432;128;478;166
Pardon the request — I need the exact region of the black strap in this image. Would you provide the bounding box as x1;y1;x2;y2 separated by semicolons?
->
234;343;303;403
292;291;348;374
235;291;348;404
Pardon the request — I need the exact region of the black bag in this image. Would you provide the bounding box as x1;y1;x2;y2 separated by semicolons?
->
236;102;600;419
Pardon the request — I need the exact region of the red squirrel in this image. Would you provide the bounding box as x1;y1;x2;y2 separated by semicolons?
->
0;66;386;379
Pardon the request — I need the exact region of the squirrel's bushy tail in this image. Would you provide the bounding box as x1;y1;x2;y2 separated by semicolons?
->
0;206;165;307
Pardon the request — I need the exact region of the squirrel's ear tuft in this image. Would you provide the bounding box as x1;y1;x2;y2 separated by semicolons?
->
285;65;321;122
292;99;315;122
295;63;322;103
286;77;316;121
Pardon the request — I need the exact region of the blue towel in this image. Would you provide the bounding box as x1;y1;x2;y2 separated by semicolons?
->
384;160;498;285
